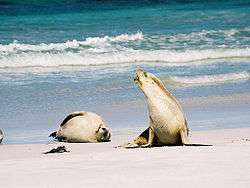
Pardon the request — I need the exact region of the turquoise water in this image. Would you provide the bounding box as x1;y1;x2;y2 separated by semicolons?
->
0;0;250;144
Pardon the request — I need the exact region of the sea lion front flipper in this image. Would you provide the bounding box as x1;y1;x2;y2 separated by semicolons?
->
49;131;57;138
140;127;155;148
134;127;149;145
140;118;156;148
115;127;150;149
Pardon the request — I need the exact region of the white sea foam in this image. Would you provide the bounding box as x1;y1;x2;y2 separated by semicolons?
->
2;27;249;54
165;27;250;43
0;32;144;53
147;27;250;50
0;47;250;68
84;32;143;45
0;30;250;69
169;71;250;86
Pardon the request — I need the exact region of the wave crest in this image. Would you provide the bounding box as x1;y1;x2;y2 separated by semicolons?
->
168;71;250;86
0;32;144;53
84;32;143;45
0;30;250;69
0;48;250;68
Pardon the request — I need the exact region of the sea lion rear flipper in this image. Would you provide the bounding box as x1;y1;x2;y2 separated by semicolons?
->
180;129;212;146
49;131;57;138
183;143;213;146
49;131;67;142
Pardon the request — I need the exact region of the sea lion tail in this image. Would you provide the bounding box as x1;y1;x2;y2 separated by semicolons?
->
183;143;213;146
49;131;57;138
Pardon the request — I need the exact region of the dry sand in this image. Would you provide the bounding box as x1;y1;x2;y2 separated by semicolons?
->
1;128;250;188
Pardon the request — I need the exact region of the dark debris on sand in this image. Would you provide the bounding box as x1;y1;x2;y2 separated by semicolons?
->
43;146;70;154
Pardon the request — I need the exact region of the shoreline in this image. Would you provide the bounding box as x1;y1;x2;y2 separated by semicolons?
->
107;91;250;108
1;125;250;146
1;91;250;145
1;128;250;187
1;126;250;148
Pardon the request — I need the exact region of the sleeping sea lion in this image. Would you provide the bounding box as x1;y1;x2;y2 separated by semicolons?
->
50;111;111;143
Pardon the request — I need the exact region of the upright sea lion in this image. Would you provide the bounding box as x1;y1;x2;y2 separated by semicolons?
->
50;111;111;143
122;69;210;148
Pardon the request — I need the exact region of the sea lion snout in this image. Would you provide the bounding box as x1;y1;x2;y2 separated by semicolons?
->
134;75;139;82
101;127;107;131
101;127;109;136
135;69;146;77
134;69;147;85
103;129;109;138
99;127;111;142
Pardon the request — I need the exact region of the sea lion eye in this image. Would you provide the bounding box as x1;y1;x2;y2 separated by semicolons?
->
144;72;148;77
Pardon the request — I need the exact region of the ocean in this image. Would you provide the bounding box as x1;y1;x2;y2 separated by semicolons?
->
0;0;250;144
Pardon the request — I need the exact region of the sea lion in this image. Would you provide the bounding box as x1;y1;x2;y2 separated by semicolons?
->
0;129;3;144
50;111;111;143
121;69;210;148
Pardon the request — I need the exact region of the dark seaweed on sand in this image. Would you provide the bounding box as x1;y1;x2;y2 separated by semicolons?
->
43;146;69;154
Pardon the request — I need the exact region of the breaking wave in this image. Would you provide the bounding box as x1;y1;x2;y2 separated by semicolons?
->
0;30;250;69
0;32;143;53
0;47;250;68
169;71;250;86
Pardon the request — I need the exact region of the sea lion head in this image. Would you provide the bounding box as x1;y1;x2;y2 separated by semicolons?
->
134;69;166;97
95;123;111;142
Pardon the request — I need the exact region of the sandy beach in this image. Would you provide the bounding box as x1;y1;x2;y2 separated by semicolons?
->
1;127;250;188
1;1;250;188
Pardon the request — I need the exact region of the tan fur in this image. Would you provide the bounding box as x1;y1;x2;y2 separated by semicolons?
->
134;136;148;145
150;76;184;111
52;111;111;143
134;128;149;145
122;69;190;148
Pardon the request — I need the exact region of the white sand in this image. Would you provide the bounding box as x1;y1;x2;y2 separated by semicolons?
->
1;128;250;188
